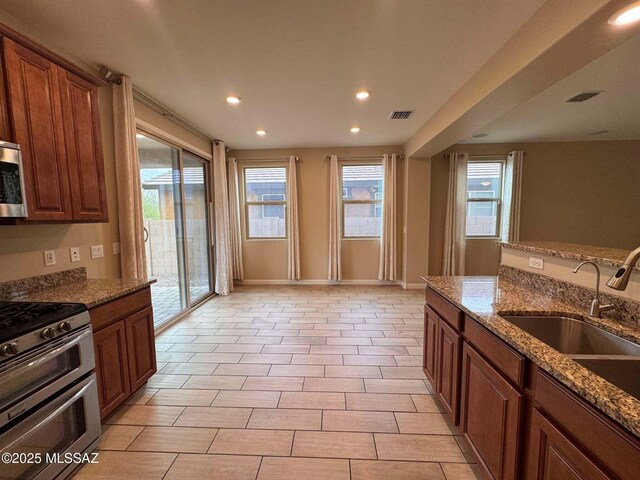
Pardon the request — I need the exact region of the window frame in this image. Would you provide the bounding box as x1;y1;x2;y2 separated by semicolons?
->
465;159;505;239
241;164;288;240
340;161;384;239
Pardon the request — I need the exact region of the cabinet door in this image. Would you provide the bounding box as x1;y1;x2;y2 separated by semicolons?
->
93;321;130;419
125;307;157;392
437;318;462;425
58;68;108;222
460;342;523;480
423;307;438;389
3;37;72;221
526;409;610;480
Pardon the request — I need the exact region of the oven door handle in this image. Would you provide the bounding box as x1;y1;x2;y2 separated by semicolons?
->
1;376;96;452
2;328;92;379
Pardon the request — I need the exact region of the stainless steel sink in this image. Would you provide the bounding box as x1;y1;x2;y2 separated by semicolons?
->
500;315;640;356
574;358;640;400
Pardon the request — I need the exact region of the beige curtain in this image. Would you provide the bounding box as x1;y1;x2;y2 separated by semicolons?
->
328;154;341;281
228;157;244;280
443;153;468;276
378;154;397;280
112;76;146;280
287;155;301;280
501;151;524;243
213;141;232;294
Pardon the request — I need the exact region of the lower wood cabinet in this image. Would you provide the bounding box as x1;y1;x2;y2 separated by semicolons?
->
125;307;157;392
93;321;130;419
460;341;523;480
527;408;609;480
423;306;438;387
91;288;157;420
436;316;462;424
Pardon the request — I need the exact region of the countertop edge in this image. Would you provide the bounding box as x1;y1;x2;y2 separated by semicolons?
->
423;277;640;439
499;242;639;271
84;279;156;309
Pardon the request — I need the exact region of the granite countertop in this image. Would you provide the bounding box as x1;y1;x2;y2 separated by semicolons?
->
0;268;155;309
421;275;640;438
499;240;638;271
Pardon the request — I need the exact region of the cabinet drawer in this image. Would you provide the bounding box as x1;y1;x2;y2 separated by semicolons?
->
464;316;526;387
426;287;463;331
90;288;152;331
535;370;640;480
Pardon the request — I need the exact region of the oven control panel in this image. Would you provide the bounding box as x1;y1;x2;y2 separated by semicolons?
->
0;311;90;361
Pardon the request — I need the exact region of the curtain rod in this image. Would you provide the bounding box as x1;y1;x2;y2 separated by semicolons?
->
132;88;223;144
234;157;299;162
442;153;526;159
325;154;404;160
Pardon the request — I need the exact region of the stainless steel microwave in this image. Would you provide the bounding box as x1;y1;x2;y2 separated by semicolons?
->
0;141;27;218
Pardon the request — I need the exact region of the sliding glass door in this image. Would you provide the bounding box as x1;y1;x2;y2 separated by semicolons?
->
137;132;213;328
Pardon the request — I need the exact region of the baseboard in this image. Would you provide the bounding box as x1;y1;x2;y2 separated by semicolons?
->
235;279;402;286
400;282;425;290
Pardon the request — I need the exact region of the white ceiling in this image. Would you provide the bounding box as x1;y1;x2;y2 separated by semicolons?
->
463;31;640;144
0;0;547;149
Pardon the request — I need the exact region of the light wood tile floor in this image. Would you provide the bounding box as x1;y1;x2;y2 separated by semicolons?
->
74;286;481;480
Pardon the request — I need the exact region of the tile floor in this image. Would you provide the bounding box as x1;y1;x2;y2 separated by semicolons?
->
74;285;481;480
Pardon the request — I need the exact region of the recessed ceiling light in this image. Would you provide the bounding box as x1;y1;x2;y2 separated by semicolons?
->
226;94;241;104
472;133;488;138
355;89;371;101
350;126;361;133
135;133;145;139
256;129;267;136
609;1;640;25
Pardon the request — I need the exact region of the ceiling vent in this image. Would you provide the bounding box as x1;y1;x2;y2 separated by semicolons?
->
566;91;603;103
388;110;414;119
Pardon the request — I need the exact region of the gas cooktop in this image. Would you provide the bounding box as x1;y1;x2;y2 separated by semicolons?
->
0;301;87;343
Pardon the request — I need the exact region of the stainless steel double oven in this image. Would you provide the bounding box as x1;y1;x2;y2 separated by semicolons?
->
0;304;101;480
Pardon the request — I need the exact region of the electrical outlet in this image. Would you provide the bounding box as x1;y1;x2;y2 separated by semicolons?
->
529;257;544;270
112;242;121;255
91;244;104;259
44;250;56;266
70;247;81;263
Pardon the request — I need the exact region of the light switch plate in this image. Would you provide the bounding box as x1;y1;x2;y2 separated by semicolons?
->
91;244;104;259
529;257;544;270
112;242;120;255
44;250;56;266
70;247;81;263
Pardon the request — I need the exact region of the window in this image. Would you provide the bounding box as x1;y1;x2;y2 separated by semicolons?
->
341;164;383;238
466;161;504;237
244;166;287;238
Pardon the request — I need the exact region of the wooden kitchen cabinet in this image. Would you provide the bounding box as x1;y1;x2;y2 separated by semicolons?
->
125;307;157;392
0;32;108;223
93;321;131;420
90;287;157;420
525;370;640;480
436;316;462;424
460;341;523;480
424;289;464;425
527;408;609;480
58;68;109;222
3;37;72;221
423;306;438;387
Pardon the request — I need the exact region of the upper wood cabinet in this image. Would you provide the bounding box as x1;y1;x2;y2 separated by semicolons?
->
58;69;108;221
0;35;108;223
3;37;72;221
